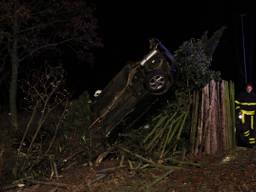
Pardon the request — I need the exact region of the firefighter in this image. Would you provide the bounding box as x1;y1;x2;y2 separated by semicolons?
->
235;83;256;146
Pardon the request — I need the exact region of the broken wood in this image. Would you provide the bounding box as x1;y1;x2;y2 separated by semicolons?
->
115;145;180;170
95;148;113;166
145;168;174;190
26;179;70;189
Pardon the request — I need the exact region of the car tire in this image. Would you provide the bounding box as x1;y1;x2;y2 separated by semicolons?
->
145;70;172;95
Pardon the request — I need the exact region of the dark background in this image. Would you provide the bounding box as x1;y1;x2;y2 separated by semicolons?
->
80;1;255;94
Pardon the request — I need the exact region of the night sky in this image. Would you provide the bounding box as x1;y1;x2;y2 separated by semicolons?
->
84;1;255;94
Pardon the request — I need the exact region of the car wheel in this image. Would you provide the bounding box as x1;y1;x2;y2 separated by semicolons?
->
145;70;171;95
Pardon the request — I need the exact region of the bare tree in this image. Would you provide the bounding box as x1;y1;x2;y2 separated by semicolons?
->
0;0;102;129
19;65;69;154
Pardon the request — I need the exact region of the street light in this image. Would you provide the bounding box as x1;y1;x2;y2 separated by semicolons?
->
240;14;248;84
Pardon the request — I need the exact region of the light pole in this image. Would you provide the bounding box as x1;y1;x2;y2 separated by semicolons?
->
240;14;248;84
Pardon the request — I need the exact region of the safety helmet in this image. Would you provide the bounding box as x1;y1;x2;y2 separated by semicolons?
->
246;82;253;89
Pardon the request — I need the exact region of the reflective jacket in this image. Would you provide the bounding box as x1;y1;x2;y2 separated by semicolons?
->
235;91;256;144
235;91;256;111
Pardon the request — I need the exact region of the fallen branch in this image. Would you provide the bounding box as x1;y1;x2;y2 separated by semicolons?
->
2;184;25;191
49;187;58;192
164;158;201;167
26;179;70;189
115;145;180;170
95;148;113;166
89;174;107;184
96;166;123;174
145;169;174;190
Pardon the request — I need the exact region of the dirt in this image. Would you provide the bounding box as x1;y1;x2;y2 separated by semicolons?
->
4;147;256;192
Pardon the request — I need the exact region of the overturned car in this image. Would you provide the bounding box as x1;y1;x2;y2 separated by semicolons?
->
89;39;177;143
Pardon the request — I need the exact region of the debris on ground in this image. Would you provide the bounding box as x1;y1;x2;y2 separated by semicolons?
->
4;146;256;192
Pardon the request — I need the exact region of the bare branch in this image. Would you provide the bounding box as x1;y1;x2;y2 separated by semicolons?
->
18;101;39;153
45;99;69;154
19;38;77;62
18;19;69;34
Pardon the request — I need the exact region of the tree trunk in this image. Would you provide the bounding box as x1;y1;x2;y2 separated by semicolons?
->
9;12;19;130
203;84;210;154
210;80;218;154
191;80;235;156
229;81;236;147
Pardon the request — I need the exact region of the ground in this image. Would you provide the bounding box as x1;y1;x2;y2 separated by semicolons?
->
4;147;256;192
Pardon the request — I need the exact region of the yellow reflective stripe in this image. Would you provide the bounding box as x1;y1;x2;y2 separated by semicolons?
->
235;100;256;106
241;110;255;115
249;140;256;144
244;131;250;136
249;138;255;141
252;116;254;129
242;114;245;124
236;106;241;109
241;102;256;106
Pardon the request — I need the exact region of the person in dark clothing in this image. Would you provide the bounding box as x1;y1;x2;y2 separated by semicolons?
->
235;83;256;146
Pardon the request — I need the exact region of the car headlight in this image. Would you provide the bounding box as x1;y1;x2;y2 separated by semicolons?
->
94;90;102;97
